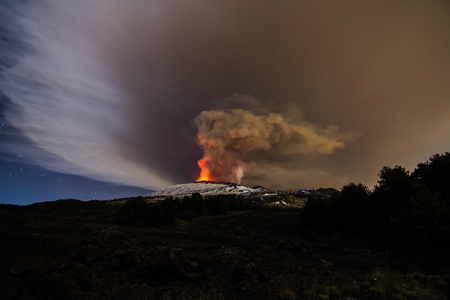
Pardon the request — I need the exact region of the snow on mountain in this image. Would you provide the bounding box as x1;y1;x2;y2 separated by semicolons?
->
147;182;265;198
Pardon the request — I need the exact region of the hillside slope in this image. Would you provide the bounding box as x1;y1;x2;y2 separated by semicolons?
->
147;181;265;197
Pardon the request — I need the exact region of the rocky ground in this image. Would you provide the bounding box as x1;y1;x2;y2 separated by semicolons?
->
0;200;448;299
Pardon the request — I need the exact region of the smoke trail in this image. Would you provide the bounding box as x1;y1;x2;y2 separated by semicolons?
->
0;1;173;188
195;102;350;184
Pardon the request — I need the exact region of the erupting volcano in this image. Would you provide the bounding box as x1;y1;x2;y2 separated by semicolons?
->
196;157;213;182
193;104;350;186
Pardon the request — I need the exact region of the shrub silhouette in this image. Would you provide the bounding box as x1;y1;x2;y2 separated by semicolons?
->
413;152;450;203
160;196;181;224
300;196;333;234
182;193;205;217
149;204;166;227
370;166;416;244
331;183;371;237
205;195;231;215
116;197;151;226
392;183;450;262
300;183;370;237
117;193;247;226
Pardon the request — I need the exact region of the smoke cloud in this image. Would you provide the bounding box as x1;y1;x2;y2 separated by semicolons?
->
1;1;449;190
195;97;351;183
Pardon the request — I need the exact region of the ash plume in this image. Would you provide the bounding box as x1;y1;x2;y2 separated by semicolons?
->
195;104;351;184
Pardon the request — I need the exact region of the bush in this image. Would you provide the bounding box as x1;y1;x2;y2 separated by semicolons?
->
300;183;370;237
205;195;230;215
160;197;181;224
182;193;205;216
331;183;371;237
413;152;450;203
148;204;164;227
300;196;333;234
116;197;151;226
392;184;450;262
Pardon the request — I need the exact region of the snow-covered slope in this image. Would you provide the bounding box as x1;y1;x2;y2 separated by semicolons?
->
147;182;265;197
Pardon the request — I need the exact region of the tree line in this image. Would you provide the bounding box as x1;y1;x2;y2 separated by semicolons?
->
116;193;247;227
299;152;450;268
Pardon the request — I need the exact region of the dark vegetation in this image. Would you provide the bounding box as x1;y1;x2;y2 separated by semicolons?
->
299;152;450;270
0;153;449;299
116;193;248;227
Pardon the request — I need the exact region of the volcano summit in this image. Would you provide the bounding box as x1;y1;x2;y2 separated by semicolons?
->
147;181;266;198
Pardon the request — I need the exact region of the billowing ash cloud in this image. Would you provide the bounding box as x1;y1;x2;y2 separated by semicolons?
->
195;96;350;183
1;1;449;190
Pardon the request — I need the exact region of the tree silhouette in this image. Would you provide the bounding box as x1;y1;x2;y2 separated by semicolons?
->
331;183;371;237
413;152;450;203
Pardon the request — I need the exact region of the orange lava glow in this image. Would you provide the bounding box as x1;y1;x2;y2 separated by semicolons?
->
196;157;213;182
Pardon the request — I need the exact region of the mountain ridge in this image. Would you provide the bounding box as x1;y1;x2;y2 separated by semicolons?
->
146;181;267;197
146;181;338;198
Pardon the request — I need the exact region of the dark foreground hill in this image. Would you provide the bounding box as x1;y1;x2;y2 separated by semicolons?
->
0;199;448;300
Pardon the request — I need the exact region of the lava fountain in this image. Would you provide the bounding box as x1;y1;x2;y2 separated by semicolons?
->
196;157;213;182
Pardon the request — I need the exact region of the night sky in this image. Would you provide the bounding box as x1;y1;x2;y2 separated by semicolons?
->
1;1;450;205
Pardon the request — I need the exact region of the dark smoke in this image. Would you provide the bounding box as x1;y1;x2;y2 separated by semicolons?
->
195;95;351;183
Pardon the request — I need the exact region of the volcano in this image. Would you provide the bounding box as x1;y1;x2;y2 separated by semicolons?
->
147;181;266;198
